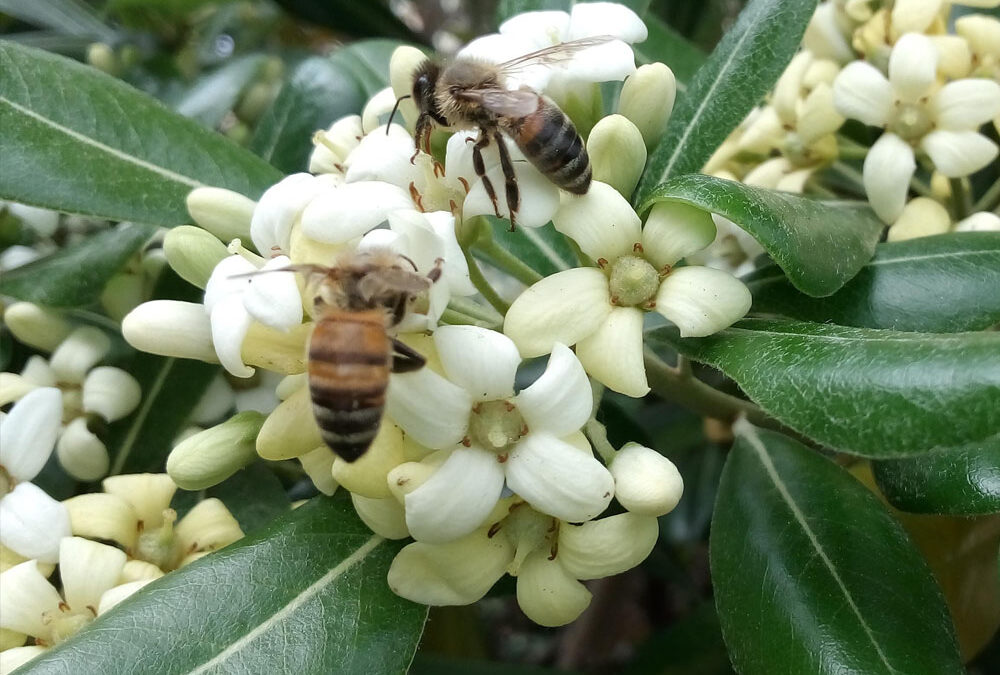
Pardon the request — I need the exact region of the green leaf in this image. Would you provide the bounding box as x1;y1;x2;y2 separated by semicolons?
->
0;222;154;306
711;423;964;675
274;0;419;43
639;174;884;297
0;0;116;41
173;55;267;128
0;42;282;226
474;217;577;279
635;14;706;85
250;41;401;173
872;448;1000;515
634;0;817;202
746;232;1000;332
646;319;1000;458
208;462;292;532
20;495;428;675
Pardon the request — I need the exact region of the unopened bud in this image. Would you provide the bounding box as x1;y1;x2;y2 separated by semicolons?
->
609;443;683;516
389;46;427;130
186;188;256;243
929;36;972;79
6;203;60;238
332;423;407;498
299;446;338;495
86;43;118;75
956;15;1000;61
83;366;142;422
618;63;676;148
887;197;951;242
163;225;230;289
49;326;111;384
0;374;37;407
122;300;218;364
57;417;110;482
3;302;72;352
166;411;265;490
587;114;647;198
100;271;146;322
955;212;1000;232
352;493;410;539
256;384;322;460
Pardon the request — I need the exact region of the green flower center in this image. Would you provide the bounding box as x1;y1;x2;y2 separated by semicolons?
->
889;101;933;141
468;400;526;454
608;254;660;307
134;508;178;570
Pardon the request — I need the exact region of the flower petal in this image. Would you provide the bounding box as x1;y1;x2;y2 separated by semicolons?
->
49;326;111;384
552;182;641;261
434;326;521;401
387;368;472;449
345;123;423;187
515;550;591;627
575;306;648;397
250;173;325;255
387;526;514;605
82;367;142;423
0;483;71;563
609;443;684;516
500;11;570;45
352;494;409;539
568;2;647;42
243;255;303;329
0;560;62;638
932;79;1000;131
63;493;139;550
888;33;937;102
955;212;1000;232
122;301;219;364
558;40;638;83
507;432;613;523
921;130;999;178
59;537;126;612
300;181;415;244
331;422;406;499
464;161;561;229
641;201;717;269
832;61;892;127
203;255;256;313
0;646;47;673
210;297;254;378
504;268;612;357
515;344;592;436
403;447;505;543
863;133;916;223
557;512;658;579
655;266;751;338
175;498;243;557
0;387;62;481
890;0;942;39
102;473;177;529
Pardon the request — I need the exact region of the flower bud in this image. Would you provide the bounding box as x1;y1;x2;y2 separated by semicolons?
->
63;493;139;549
955;212;1000;233
166;411;265;490
618;63;676;148
100;271;146;322
256;385;321;460
299;446;338;496
389;46;426;130
515;551;591;627
332;423;406;499
887;197;951;242
956;15;1000;62
49;326;111;384
56;417;110;481
0;373;37;407
929;36;972;79
122;300;218;364
586;114;647;198
186;187;256;243
610;444;683;516
83;366;142;422
86;43;117;75
3;302;72;352
164;226;230;289
352;493;409;539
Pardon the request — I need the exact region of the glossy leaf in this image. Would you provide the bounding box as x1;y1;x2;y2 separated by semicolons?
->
635;0;816;201
0;42;282;226
0;222;154;307
746;233;1000;332
19;495;427;675
475;217;576;279
0;0;116;41
711;423;964;675
173;55;267;128
647;319;1000;458
873;448;1000;515
208;462;292;532
640;174;884;297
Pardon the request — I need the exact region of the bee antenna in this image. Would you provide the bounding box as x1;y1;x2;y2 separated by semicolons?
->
386;95;412;134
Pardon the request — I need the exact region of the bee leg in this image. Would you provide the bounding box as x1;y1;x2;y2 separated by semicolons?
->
412;114;432;164
472;133;503;219
426;257;444;284
493;131;520;231
391;338;426;373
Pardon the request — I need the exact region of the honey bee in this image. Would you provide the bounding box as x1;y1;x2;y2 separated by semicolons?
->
298;248;442;462
408;36;617;228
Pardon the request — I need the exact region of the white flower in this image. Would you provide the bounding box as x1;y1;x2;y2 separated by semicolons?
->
955;211;1000;232
504;185;751;397
0;388;70;563
609;443;684;516
833;33;1000;222
249;173;340;255
385;326;613;543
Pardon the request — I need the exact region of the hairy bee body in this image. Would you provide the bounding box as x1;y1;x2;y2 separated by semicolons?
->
503;100;590;195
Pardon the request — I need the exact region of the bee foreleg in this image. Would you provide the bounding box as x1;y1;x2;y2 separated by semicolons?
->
472;133;502;219
494;131;520;231
391;339;426;373
413;113;433;164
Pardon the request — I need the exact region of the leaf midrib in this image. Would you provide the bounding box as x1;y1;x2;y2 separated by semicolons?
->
721;326;995;345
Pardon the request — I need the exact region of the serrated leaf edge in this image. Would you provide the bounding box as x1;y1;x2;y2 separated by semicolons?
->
185;534;385;674
732;420;896;673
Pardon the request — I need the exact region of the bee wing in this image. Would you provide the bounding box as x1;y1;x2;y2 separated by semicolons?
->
472;88;540;118
495;36;619;75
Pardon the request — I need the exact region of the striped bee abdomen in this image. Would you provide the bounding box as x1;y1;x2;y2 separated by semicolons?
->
308;310;391;462
513;100;592;195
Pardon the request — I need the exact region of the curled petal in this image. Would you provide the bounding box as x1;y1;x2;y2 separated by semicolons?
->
387;368;472;449
642;201;717;269
0;387;62;482
424;211;475;296
889;33;937;102
557;512;658;579
507;432;613;523
299;447;338;496
552;182;641;261
932;80;1000;131
59;537;126;612
832;61;892;127
921;130;999;178
83;367;142;423
575;307;648;398
503;268;611;357
403;447;505;543
0;561;62;637
243;256;303;330
300;182;415;244
515;551;591;627
361;87;398;134
203;255;255;312
388;527;514;605
249;173;325;254
434;326;521;401
863;133;916;223
209;297;254;378
655;266;751;338
515;344;592;437
0;483;71;563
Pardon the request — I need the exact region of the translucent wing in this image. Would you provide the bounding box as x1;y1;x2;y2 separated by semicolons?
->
473;88;540;118
496;35;619;74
